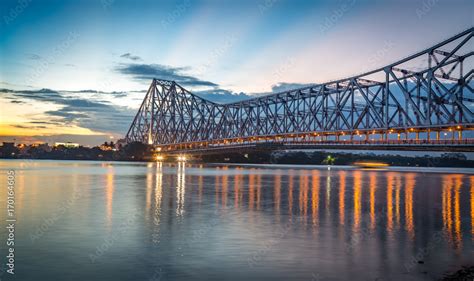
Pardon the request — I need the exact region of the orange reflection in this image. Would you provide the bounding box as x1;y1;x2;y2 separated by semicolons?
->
274;173;281;216
386;172;394;233
215;167;220;205
222;167;228;209
249;171;255;210
442;174;465;248
453;175;462;248
311;170;320;227
176;162;185;216
256;174;262;210
299;171;309;217
106;167;114;228
234;169;243;209
395;176;401;227
339;171;346;225
289;170;294;216
198;174;203;204
369;172;376;231
353;170;362;231
471;176;474;238
442;175;453;242
146;165;153;218
405;173;415;240
152;162;163;242
326;171;331;211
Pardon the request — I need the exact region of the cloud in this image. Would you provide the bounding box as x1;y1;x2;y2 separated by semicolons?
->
120;53;142;61
0;134;115;147
194;89;251;103
5;89;136;134
13;124;47;129
116;63;218;87
270;82;315;93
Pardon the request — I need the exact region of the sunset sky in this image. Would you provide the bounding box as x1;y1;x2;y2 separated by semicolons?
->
0;0;472;145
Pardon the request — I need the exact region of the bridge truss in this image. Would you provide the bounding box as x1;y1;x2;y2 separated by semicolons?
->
125;28;474;152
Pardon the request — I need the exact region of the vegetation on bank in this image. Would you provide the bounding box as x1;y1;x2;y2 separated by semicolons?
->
200;150;474;168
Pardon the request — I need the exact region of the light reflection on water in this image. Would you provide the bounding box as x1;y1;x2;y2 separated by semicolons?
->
0;160;473;281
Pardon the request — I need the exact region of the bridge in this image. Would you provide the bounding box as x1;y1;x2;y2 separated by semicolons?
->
125;28;474;154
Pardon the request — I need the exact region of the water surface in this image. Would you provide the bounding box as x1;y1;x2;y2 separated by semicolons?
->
0;160;472;281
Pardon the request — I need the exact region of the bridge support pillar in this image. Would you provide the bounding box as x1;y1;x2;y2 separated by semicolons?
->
436;131;440;141
415;132;419;141
458;130;462;141
427;129;431;141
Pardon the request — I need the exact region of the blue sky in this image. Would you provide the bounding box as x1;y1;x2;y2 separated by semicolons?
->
0;0;472;145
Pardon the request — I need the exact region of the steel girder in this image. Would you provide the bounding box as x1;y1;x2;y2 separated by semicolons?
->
125;28;474;146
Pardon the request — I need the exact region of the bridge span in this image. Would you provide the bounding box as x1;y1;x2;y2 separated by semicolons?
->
125;28;474;154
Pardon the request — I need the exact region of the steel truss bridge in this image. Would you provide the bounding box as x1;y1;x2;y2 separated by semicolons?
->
125;28;474;153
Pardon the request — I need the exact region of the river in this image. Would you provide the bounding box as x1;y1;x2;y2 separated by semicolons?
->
0;160;472;280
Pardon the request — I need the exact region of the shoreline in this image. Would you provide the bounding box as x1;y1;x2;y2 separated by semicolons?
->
1;158;474;174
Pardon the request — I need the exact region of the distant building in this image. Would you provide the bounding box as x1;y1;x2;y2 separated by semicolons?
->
99;143;113;151
2;142;15;149
17;143;29;156
54;142;79;148
32;143;52;152
1;142;18;158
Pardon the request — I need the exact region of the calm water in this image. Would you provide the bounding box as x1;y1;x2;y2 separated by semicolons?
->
0;160;473;281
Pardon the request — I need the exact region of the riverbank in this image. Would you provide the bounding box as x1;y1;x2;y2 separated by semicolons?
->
200;150;474;168
2;150;474;168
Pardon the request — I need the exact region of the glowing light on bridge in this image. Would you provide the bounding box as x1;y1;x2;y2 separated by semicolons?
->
155;155;164;161
177;155;187;162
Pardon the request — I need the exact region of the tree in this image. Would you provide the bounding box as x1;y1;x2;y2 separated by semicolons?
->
322;155;336;165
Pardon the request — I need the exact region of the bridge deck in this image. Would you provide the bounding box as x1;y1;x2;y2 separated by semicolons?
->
159;139;474;154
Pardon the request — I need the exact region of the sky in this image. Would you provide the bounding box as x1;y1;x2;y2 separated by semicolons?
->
0;0;473;145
